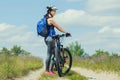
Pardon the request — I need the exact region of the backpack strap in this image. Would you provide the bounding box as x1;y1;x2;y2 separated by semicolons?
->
45;17;50;37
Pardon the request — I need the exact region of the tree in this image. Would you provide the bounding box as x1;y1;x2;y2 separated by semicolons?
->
111;53;119;57
67;41;84;56
92;49;109;57
21;49;30;56
1;47;11;55
11;45;22;56
0;45;30;56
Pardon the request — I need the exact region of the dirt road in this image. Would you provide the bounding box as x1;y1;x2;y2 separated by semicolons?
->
14;67;120;80
72;67;120;80
15;68;44;80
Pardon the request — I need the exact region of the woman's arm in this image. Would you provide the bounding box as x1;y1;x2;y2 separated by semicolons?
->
48;18;67;33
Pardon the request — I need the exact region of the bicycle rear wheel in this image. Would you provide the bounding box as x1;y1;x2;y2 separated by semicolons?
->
55;48;72;77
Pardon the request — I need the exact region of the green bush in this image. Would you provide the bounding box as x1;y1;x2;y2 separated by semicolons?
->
73;56;120;74
0;55;43;80
67;41;84;56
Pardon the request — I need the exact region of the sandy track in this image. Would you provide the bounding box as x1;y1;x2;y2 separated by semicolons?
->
14;67;68;80
72;67;120;80
15;68;44;80
14;67;120;80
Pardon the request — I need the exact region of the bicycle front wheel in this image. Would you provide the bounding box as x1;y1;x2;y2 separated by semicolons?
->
55;48;72;77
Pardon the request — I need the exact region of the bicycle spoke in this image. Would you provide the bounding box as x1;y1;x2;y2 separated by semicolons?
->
57;48;72;76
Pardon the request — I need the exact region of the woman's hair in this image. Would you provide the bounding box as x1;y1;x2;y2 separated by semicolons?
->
46;6;57;13
44;6;57;18
46;6;52;13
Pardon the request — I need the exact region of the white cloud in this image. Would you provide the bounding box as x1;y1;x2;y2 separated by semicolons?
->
55;9;120;27
0;23;14;31
86;0;120;15
0;23;45;58
7;32;32;42
55;9;85;26
0;23;31;43
99;26;120;34
0;23;28;37
99;26;112;33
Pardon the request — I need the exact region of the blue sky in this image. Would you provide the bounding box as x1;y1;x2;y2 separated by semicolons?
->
0;0;120;58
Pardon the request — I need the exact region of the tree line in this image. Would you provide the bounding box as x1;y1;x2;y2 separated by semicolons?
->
0;45;30;56
67;41;119;57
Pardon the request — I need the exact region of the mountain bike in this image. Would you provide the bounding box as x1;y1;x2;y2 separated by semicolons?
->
51;33;72;77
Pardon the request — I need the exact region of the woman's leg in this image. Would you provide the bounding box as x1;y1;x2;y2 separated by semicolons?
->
45;37;55;71
50;49;55;71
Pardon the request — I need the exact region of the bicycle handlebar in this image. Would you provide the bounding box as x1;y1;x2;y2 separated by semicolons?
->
52;33;71;39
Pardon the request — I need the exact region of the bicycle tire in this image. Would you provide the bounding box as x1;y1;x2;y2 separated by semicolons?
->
55;48;72;77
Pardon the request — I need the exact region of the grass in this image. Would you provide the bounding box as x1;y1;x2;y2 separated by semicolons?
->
64;71;88;80
0;54;43;80
39;70;87;80
73;56;120;74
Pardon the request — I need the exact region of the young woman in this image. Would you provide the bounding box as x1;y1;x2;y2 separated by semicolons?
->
44;6;70;74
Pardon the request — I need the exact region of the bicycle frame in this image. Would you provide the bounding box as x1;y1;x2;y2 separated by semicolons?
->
51;34;72;77
53;36;64;65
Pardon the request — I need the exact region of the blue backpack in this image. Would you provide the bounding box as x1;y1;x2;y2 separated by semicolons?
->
37;17;49;37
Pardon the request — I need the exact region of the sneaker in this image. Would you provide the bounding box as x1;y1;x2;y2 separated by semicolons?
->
50;71;55;74
45;71;50;74
45;71;55;75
